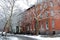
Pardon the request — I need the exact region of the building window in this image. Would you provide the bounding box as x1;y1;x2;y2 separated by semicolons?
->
51;10;54;16
40;14;42;19
40;23;45;32
41;24;43;29
45;11;48;17
27;26;29;31
40;6;42;11
58;10;60;13
44;3;47;9
46;21;49;30
50;1;54;7
40;24;44;31
52;20;54;28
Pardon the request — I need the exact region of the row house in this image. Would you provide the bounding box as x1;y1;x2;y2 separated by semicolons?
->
20;0;60;35
39;0;60;35
20;4;40;34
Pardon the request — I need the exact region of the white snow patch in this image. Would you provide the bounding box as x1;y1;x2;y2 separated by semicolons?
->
19;35;60;40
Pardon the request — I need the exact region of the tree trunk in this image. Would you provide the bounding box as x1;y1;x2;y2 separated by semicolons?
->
35;18;39;35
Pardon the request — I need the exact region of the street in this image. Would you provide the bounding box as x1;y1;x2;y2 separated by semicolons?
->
0;33;60;40
0;34;39;40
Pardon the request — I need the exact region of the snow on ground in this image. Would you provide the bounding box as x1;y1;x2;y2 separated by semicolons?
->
18;35;60;40
0;32;60;40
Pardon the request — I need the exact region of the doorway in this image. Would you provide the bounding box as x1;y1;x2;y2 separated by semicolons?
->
53;31;55;35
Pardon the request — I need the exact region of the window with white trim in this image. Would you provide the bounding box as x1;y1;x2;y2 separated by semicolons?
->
52;20;54;28
45;11;48;17
41;24;43;29
40;14;42;19
46;21;49;30
51;10;54;16
40;6;42;11
44;3;47;9
50;1;54;7
27;26;29;31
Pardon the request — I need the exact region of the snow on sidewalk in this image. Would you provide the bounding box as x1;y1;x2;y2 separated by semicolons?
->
17;35;60;40
0;32;60;40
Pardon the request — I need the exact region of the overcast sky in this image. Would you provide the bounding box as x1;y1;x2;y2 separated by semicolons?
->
0;0;43;31
15;0;43;10
0;0;43;19
15;0;37;10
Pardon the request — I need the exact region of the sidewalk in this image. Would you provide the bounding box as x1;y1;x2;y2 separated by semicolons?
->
0;32;60;40
16;34;60;40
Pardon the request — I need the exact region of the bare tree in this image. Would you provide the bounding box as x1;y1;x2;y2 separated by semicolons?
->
32;0;49;35
0;0;19;35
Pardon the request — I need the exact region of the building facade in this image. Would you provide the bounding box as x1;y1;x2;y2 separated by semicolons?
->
20;4;40;34
39;0;60;35
20;0;60;35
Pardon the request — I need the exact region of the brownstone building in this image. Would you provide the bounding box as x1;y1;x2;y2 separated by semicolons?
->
20;4;40;34
39;0;60;35
20;0;60;35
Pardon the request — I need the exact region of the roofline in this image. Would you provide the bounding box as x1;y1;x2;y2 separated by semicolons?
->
26;5;35;11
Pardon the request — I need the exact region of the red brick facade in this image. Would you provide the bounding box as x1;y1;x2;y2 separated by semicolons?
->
20;0;60;35
39;0;60;34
